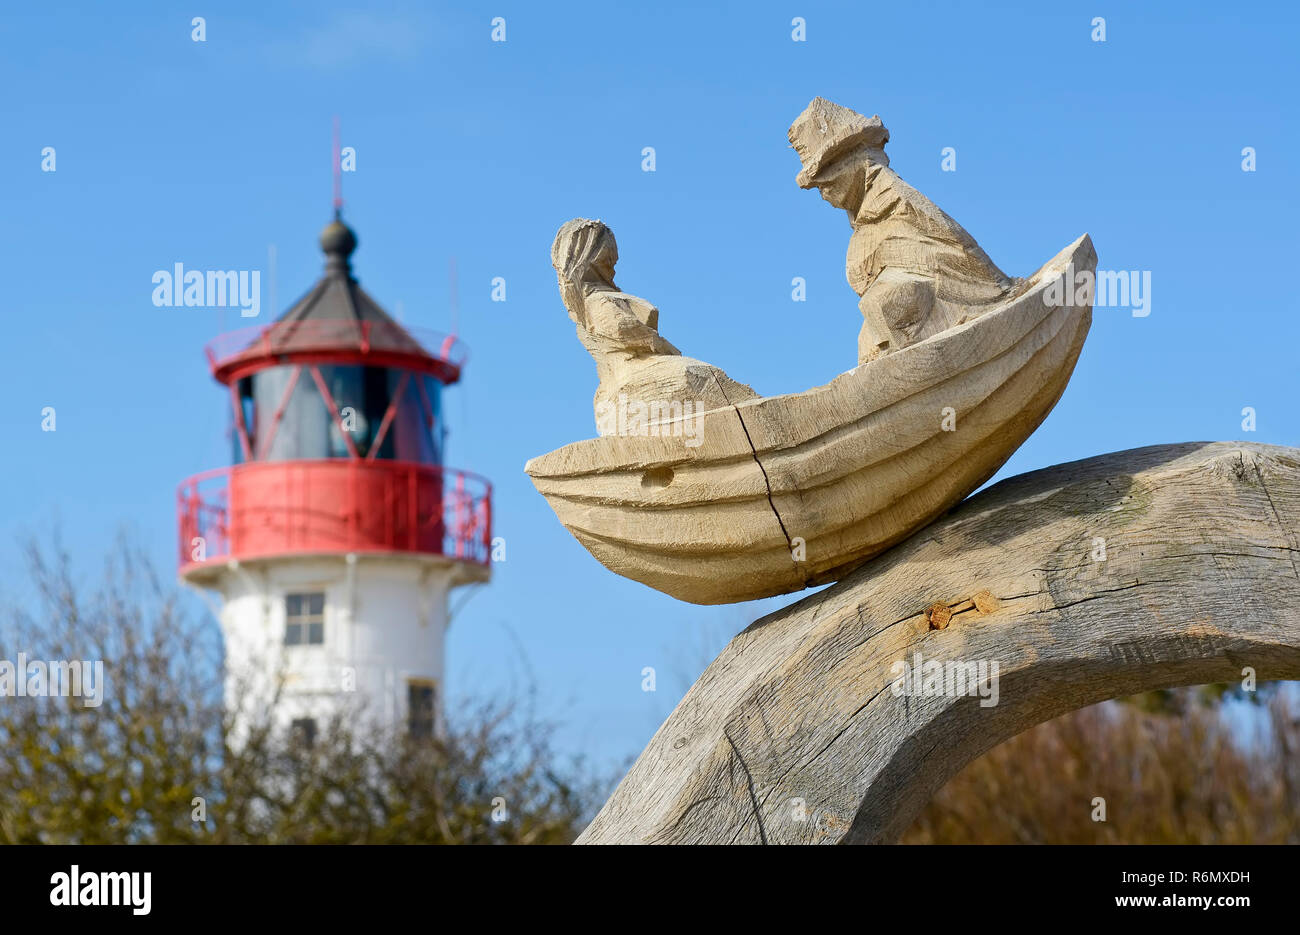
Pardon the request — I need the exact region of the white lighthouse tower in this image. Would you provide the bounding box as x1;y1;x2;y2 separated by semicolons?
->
178;215;492;742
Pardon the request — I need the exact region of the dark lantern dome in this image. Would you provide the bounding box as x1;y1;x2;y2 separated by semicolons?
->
204;215;466;387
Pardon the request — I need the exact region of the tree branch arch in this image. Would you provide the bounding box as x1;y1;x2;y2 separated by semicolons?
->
578;442;1300;844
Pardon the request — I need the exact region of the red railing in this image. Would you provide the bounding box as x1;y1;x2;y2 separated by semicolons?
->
177;460;492;574
205;321;468;384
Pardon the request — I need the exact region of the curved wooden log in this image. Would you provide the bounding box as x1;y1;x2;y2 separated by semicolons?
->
578;442;1300;844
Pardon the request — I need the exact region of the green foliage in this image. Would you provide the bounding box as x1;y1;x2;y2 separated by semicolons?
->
1119;681;1276;715
0;538;602;845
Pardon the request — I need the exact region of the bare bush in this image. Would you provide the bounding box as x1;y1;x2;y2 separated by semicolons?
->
0;536;602;845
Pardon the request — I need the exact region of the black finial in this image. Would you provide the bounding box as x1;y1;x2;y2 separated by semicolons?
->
320;216;357;275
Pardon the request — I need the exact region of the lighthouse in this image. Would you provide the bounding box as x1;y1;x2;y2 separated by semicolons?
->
178;215;492;742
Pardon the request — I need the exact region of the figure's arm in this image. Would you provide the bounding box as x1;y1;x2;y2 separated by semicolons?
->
857;268;936;362
584;291;680;357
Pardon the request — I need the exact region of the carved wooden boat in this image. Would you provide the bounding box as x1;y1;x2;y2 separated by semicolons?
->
526;234;1096;604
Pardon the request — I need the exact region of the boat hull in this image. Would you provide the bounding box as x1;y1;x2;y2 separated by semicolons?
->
526;235;1097;604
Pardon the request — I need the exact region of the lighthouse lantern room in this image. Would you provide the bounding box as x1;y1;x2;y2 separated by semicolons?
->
178;216;492;740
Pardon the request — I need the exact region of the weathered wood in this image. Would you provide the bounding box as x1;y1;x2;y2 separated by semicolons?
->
577;442;1300;844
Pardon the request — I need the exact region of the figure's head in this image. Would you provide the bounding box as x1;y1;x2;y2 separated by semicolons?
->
788;98;889;209
552;218;618;289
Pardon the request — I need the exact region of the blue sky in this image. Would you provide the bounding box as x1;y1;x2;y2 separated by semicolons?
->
2;1;1297;769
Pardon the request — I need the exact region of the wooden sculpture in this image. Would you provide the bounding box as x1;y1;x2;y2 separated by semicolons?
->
526;99;1096;604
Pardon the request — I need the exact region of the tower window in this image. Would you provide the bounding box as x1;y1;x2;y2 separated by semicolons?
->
291;718;318;748
285;592;325;645
407;681;436;738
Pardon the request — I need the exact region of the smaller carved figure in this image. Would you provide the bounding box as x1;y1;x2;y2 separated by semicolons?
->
551;218;758;433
